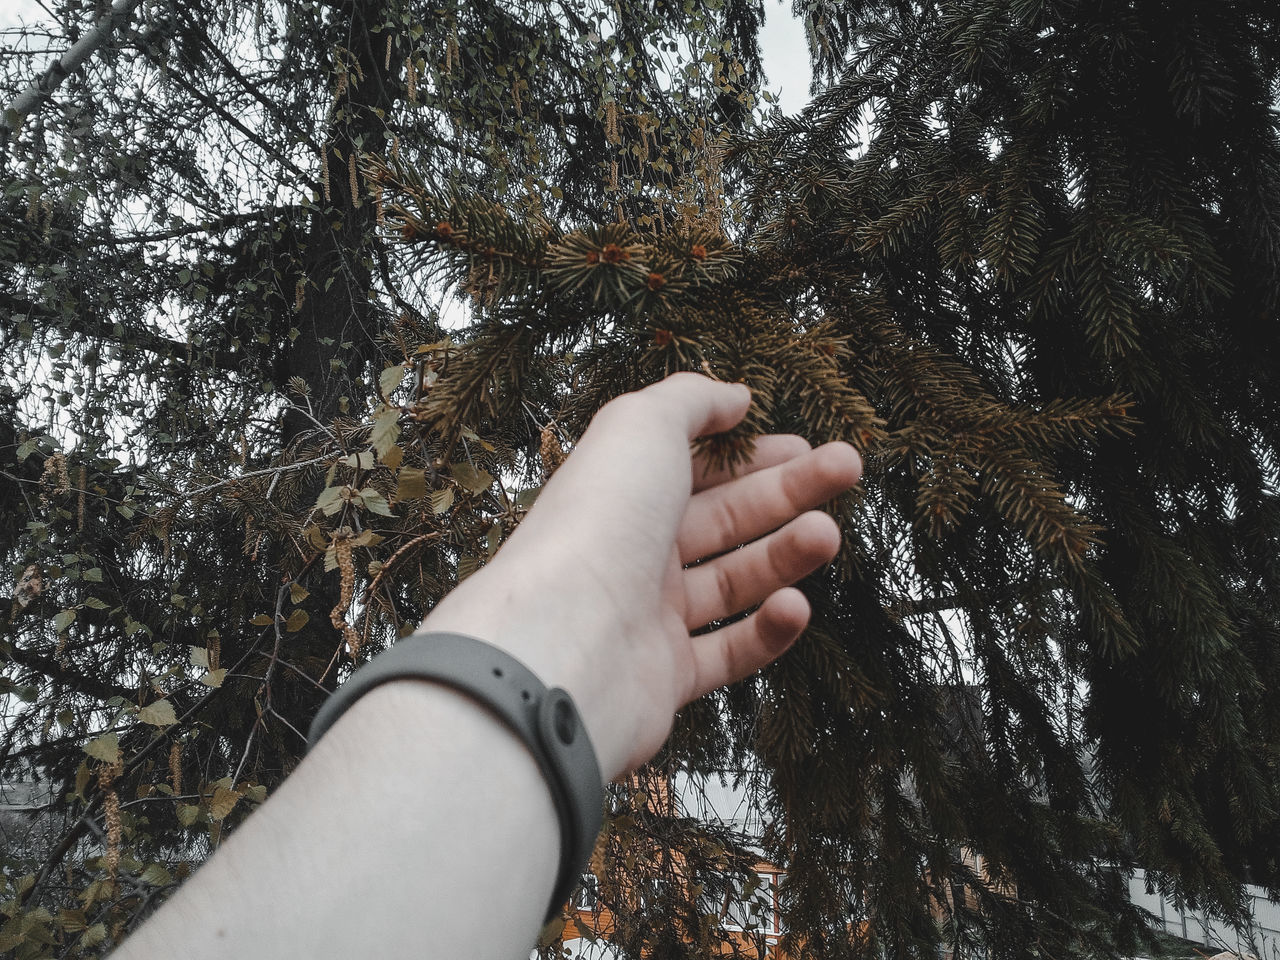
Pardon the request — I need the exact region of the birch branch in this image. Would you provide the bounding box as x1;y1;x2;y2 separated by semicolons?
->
1;0;145;146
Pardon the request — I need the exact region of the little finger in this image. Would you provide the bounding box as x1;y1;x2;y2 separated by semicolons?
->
685;587;810;702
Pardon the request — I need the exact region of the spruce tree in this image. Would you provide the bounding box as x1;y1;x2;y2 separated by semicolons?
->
1;1;1278;958
0;0;774;954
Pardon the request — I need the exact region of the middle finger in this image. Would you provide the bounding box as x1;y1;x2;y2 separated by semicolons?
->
678;442;862;563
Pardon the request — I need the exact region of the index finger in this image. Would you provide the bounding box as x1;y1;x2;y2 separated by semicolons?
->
636;372;752;440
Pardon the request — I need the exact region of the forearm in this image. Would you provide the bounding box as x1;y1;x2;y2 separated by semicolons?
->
113;681;559;960
109;374;860;958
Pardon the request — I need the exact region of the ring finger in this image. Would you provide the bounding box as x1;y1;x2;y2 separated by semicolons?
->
682;510;842;629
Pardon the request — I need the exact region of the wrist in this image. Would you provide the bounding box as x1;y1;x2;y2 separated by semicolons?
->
309;630;604;922
419;578;636;780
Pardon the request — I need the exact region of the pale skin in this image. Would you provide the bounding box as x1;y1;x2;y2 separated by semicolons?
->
112;373;863;960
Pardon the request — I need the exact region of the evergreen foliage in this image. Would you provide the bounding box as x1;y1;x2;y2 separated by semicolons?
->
1;1;1278;957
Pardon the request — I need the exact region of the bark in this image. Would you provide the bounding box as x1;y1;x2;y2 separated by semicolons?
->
1;0;146;149
279;0;400;443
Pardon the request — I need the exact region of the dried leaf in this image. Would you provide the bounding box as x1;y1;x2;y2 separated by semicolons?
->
358;489;394;516
243;784;268;803
176;803;200;826
431;487;455;514
189;646;210;669
457;552;479;580
138;863;172;886
371;404;401;458
537;915;567;948
58;908;87;933
80;924;107;949
208;785;242;821
285;609;310;633
460;425;496;452
315;485;345;516
379;364;410;399
200;669;228;688
289;583;310;604
381;443;404;470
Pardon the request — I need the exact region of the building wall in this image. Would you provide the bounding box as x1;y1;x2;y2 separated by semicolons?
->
1128;868;1280;959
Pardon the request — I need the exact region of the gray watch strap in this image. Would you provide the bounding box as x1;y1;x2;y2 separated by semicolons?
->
307;630;604;923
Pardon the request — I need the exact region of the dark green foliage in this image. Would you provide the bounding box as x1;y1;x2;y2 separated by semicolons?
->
728;0;1280;955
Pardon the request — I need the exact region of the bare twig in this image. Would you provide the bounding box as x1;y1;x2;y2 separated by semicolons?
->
1;0;145;149
163;455;332;503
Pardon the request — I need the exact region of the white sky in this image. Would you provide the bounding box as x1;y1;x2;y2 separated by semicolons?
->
758;0;812;116
1;0;813;339
2;1;814;112
0;0;44;35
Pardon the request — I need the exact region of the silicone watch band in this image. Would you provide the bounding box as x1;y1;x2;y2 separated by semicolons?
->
306;631;604;923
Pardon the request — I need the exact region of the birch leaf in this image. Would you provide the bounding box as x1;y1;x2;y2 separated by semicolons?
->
450;463;494;494
395;467;427;501
315;485;345;516
84;733;121;764
379;364;410;399
176;803;200;827
358;489;394;516
431;487;455;514
137;700;178;727
139;864;172;886
341;451;375;470
371;404;401;458
209;785;242;821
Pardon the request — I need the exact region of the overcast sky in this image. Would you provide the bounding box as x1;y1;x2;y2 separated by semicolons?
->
758;0;812;115
2;1;814;114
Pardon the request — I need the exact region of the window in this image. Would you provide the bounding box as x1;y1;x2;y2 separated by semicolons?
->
718;871;781;936
573;873;601;911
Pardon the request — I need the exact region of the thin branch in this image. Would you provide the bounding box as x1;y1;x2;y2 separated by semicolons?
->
88;208;299;247
185;13;321;159
0;291;244;374
0;0;145;149
159;454;332;503
142;47;315;187
4;646;134;702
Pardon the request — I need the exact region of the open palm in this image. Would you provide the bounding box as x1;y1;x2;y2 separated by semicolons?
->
422;373;863;778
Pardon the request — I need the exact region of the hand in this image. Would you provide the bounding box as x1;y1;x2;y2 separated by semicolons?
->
422;373;862;778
